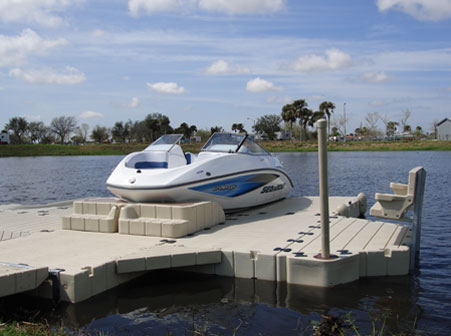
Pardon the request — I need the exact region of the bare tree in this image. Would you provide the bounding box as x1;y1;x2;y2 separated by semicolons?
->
50;116;77;144
400;109;411;133
365;112;382;138
74;123;90;144
331;111;348;137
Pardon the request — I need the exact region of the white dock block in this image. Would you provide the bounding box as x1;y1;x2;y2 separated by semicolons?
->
196;250;221;265
162;220;189;238
286;254;359;287
276;255;287;282
73;201;83;214
140;204;156;218
85;202;97;215
85;217;100;232
215;250;234;277
90;264;108;296
212;202;226;223
62;216;71;230
15;269;36;292
129;219;145;236
387;247;410;275
171;251;196;268
96;203;111;216
116;256;146;274
59;269;92;303
118;220;129;234
255;253;276;281
99;217;117;233
71;216;85;231
146;255;171;270
196;203;206;230
172;206;197;233
145;219;162;237
365;251;387;276
233;251;255;279
204;202;213;228
156;205;172;219
0;272;15;297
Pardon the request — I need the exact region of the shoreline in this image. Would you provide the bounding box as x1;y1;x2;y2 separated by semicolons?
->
0;140;450;157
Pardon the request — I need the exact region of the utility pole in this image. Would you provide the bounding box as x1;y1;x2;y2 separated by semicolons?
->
343;102;347;140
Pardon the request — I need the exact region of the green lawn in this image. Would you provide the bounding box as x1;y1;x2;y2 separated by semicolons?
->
0;140;450;157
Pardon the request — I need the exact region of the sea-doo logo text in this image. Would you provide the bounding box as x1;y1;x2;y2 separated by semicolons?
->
261;184;284;193
213;185;237;191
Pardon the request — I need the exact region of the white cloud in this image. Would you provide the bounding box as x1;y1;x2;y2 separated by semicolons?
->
9;66;86;85
24;114;42;121
360;71;391;83
0;29;68;67
246;77;280;92
127;96;140;108
79;111;104;119
205;59;251;74
0;0;81;27
91;29;105;37
286;48;354;72
128;0;284;16
377;0;451;21
129;0;182;16
197;0;284;14
147;81;185;94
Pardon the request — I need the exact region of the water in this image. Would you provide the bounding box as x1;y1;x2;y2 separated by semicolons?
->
0;152;450;335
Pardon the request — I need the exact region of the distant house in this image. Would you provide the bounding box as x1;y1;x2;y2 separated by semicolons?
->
437;118;451;140
0;132;10;144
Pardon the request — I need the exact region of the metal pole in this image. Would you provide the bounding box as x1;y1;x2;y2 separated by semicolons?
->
343;102;347;140
317;119;330;259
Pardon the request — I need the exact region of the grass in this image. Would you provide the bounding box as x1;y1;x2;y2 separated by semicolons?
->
0;140;450;157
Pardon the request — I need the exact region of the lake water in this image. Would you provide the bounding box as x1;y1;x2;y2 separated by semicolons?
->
0;152;450;335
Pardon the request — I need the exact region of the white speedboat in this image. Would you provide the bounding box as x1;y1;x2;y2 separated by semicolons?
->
106;133;293;210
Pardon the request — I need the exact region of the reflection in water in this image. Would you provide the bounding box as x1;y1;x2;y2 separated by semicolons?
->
1;270;424;335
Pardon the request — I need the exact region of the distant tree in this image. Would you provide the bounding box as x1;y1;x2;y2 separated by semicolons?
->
90;125;110;143
281;104;297;137
385;121;398;137
319;101;336;135
175;122;197;139
404;125;411;133
253;114;281;140
143;113;172;142
50;116;77;144
74;123;90;144
111;121;129;143
4;117;29;144
308;111;325;129
196;128;211;142
210;126;224;135
414;126;423;138
28;121;49;144
400;109;411;133
231;123;246;133
129;120;147;143
364;112;381;138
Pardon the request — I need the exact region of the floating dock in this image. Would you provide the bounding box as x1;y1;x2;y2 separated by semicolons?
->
0;196;412;303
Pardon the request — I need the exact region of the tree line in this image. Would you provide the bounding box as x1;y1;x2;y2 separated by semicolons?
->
2;113;232;145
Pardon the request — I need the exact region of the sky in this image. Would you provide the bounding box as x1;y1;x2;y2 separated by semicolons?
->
1;0;451;134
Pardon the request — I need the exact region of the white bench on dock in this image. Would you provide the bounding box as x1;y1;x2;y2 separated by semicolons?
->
370;166;426;269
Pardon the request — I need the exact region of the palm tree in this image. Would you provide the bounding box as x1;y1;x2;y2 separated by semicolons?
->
281;104;296;139
319;101;336;135
292;99;309;140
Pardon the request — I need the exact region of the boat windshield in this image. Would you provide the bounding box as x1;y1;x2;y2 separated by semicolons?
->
144;134;183;151
202;133;269;155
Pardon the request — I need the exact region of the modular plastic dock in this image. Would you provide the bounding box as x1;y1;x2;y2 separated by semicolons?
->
0;197;412;303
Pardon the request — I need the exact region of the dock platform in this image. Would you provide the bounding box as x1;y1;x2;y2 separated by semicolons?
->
0;197;411;303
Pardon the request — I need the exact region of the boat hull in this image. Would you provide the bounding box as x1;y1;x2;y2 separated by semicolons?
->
107;169;292;210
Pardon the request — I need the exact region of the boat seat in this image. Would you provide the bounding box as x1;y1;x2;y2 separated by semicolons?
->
370;167;424;220
185;152;192;164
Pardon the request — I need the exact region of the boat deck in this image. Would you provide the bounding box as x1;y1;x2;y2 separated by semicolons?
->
0;197;411;303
